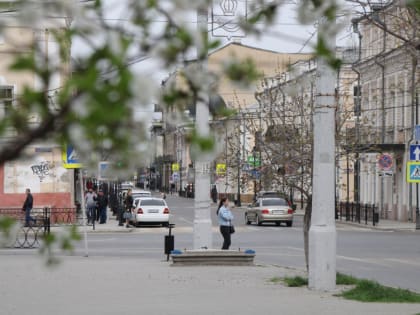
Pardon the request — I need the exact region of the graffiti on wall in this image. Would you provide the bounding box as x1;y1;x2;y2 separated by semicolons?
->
30;161;53;182
4;147;70;193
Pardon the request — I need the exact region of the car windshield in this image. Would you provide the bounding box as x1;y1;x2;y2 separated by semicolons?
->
261;198;288;206
140;199;166;206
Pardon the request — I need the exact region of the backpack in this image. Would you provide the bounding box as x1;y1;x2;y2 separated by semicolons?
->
86;192;96;207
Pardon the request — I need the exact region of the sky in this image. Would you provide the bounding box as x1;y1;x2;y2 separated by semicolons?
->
73;0;357;80
71;0;358;120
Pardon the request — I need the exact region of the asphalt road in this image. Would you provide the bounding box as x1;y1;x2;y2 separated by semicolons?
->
2;194;420;292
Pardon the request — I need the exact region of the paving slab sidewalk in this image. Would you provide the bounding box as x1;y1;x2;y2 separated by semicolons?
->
1;255;420;315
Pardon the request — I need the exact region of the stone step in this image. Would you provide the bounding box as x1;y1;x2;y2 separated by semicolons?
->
171;249;256;266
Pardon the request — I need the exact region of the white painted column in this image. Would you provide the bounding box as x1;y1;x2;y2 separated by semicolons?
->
193;5;212;250
308;19;337;291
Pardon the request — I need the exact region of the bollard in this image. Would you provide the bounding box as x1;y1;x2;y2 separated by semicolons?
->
165;223;175;261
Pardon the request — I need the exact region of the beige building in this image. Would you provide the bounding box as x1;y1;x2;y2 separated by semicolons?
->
251;49;358;206
0;12;75;208
353;0;420;221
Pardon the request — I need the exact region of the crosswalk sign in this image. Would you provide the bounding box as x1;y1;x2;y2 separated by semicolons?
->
62;144;82;169
216;163;226;175
407;162;420;183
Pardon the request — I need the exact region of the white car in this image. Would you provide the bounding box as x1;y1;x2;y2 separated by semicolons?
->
132;197;170;226
131;189;152;200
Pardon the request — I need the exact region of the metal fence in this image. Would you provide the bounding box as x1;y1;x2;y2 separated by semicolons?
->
336;202;379;226
0;207;81;248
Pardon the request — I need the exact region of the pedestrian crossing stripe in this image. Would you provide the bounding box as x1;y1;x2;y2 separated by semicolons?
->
406;162;420;183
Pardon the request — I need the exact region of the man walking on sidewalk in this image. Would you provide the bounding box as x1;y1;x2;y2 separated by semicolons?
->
22;188;36;227
97;189;108;224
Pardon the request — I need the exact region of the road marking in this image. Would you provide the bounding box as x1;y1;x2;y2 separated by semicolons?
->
384;258;420;267
86;238;116;242
336;255;391;267
285;246;304;252
177;217;193;224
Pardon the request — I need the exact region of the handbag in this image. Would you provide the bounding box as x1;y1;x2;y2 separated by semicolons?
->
229;221;235;234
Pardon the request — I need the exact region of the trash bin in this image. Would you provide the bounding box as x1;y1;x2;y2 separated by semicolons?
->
373;212;379;224
164;224;175;261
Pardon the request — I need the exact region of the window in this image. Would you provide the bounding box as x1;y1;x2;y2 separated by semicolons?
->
261;198;288;206
140;199;166;206
0;86;13;116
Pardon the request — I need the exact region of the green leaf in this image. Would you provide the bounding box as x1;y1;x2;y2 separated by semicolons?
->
186;130;215;152
315;37;342;70
224;58;262;87
407;0;420;14
9;54;37;71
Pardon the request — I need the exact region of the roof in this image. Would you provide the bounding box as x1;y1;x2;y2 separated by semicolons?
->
208;41;313;56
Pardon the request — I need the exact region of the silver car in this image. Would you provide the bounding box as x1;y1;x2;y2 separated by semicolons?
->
245;197;293;227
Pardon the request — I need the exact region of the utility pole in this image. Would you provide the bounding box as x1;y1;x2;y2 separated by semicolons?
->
416;93;420;230
237;149;241;206
193;5;212;250
308;18;337;291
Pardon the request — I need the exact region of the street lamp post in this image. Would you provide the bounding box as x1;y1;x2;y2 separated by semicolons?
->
252;146;257;200
237;149;241;207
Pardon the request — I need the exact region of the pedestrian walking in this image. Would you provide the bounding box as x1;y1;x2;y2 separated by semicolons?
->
85;188;97;224
124;189;134;228
97;189;108;224
217;197;234;250
22;188;36;227
211;185;218;203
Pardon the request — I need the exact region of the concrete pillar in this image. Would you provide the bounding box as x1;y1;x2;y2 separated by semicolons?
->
308;19;337;291
193;5;212;250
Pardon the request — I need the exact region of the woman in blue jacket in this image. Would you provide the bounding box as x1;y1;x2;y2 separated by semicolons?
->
217;197;234;250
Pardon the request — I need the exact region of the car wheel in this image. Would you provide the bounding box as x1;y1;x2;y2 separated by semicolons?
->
256;215;262;226
245;214;251;225
286;221;293;227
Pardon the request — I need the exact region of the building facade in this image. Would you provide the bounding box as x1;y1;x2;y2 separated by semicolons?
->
157;42;313;200
354;1;420;221
0;11;75;208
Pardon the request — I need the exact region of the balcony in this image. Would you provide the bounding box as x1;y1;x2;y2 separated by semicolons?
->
341;126;407;153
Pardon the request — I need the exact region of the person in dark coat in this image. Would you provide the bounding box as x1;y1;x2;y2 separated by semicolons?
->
124;189;134;228
97;190;108;224
22;188;36;227
211;185;218;203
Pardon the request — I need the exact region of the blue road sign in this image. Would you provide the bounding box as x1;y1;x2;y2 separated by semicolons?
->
410;144;420;161
415;125;420;141
98;161;116;181
250;169;260;179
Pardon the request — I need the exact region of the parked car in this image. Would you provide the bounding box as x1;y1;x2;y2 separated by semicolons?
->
132;197;170;226
256;191;295;209
245;197;293;227
131;189;152;200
